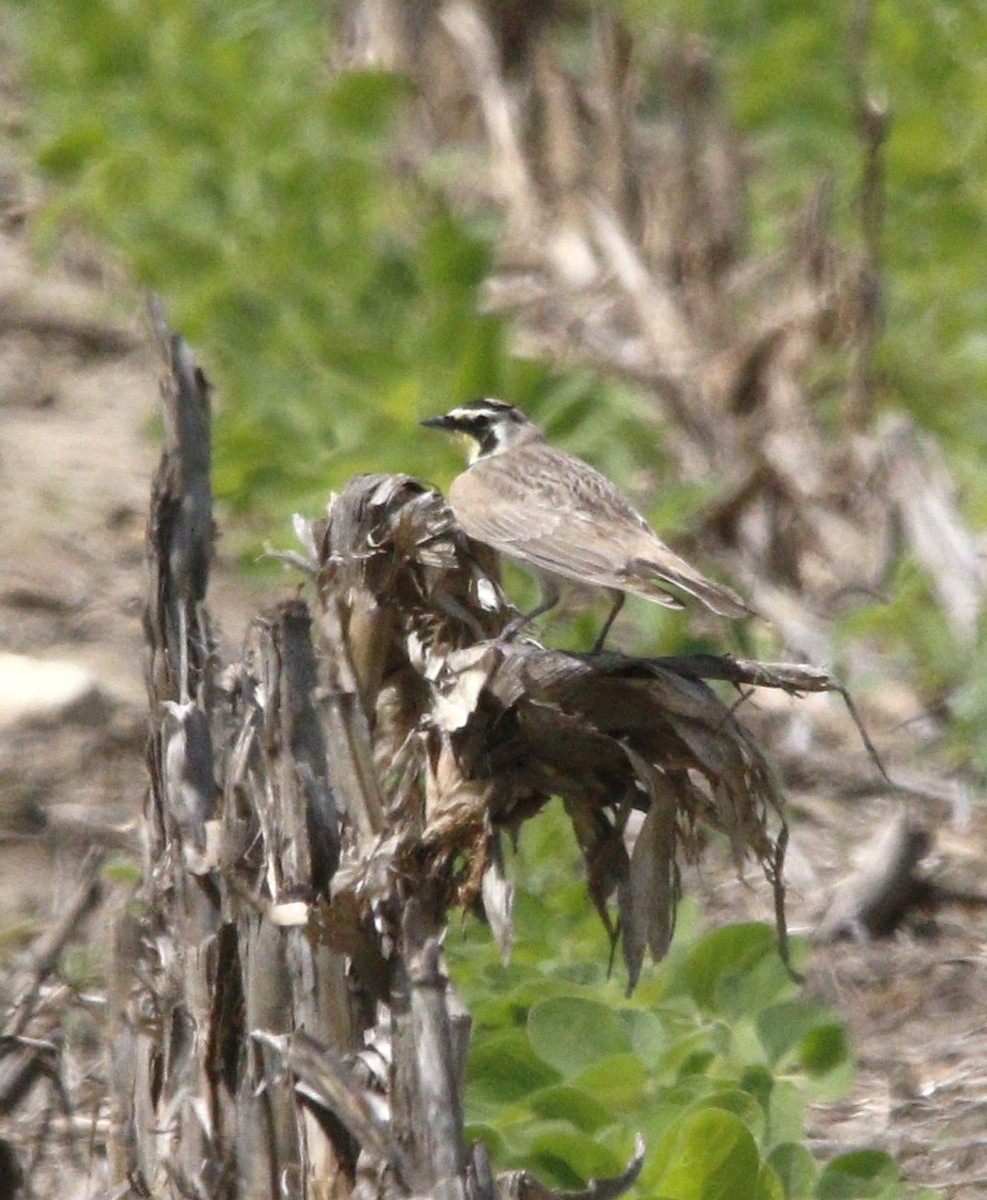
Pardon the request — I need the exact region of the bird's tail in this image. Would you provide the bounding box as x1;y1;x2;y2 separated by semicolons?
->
622;555;753;619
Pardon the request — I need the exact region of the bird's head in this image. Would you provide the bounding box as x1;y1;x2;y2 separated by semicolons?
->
421;398;540;463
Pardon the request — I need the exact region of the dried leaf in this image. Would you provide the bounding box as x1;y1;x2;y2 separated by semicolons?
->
481;843;515;965
619;751;680;990
432;646;500;733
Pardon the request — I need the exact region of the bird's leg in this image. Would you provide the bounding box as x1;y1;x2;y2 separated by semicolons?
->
501;573;560;641
592;589;625;652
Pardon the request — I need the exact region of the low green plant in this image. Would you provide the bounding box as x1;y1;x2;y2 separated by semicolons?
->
447;803;933;1199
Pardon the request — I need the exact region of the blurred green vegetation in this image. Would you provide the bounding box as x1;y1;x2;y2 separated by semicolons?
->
8;0;661;562
11;0;987;505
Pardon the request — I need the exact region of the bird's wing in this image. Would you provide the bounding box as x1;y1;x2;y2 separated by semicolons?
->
450;445;751;618
448;449;682;606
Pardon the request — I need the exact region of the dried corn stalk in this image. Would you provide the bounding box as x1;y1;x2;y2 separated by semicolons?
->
302;473;811;991
112;318;863;1197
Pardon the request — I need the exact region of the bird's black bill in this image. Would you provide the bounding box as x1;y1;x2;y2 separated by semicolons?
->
420;414;457;430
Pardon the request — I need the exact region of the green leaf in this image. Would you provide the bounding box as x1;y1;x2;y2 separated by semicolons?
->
527;996;632;1075
797;1024;849;1077
688;1089;765;1140
467;973;577;1034
463;1123;507;1162
815;1150;899;1199
740;1064;774;1114
36;121;107;177
757;1002;840;1066
648;1109;762;1200
757;1161;785;1200
527;1085;613;1133
680;924;778;1014
767;1080;806;1148
658;1027;716;1078
467;1029;562;1111
768;1144;817;1200
619;1007;667;1067
527;1125;623;1189
570;1054;648;1111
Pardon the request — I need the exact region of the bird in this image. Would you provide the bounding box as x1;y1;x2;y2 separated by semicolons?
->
421;397;752;650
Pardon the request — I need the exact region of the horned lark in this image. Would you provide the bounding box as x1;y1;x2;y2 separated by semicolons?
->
421;398;751;649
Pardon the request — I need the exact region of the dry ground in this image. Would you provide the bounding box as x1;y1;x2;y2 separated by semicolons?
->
1;144;985;1200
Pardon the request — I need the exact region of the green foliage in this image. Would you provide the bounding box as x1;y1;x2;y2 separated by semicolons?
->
12;0;479;527
447;803;918;1199
9;0;686;599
